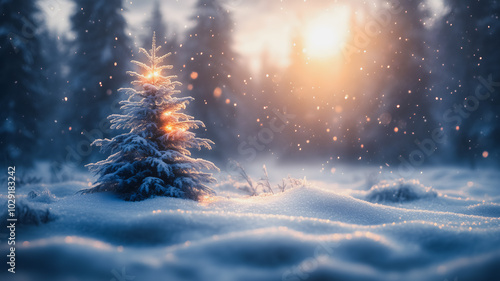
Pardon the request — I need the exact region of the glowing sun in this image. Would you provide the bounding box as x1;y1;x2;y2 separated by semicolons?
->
305;7;350;58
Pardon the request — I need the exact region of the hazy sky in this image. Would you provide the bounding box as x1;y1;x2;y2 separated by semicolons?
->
42;0;290;71
41;0;342;72
41;0;448;74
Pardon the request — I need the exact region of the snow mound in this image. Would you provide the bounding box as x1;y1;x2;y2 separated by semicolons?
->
365;179;437;203
28;189;57;203
213;185;402;225
466;203;500;217
0;199;54;225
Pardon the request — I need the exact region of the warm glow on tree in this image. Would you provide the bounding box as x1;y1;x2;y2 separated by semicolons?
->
127;31;176;86
147;71;160;78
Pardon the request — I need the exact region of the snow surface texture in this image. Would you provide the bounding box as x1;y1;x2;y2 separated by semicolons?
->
1;165;499;281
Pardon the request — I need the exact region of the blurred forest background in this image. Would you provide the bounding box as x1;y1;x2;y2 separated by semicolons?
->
1;0;499;176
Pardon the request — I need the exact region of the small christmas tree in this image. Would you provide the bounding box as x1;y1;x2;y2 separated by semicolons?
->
83;33;218;201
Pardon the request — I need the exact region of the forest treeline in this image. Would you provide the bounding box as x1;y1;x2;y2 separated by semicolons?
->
1;0;499;171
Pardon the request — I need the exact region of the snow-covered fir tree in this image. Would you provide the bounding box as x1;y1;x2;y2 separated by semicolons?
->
84;33;218;201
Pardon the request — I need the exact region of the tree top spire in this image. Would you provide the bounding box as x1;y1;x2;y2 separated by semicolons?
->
126;32;178;87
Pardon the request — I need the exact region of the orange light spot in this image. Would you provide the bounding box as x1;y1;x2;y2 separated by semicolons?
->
333;136;338;141
190;71;198;80
225;98;230;104
482;151;489;158
163;111;171;116
148;71;159;79
187;84;193;90
213;87;222;98
394;127;399;133
455;126;460;131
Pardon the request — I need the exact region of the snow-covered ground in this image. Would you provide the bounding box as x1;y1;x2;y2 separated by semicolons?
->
1;164;500;281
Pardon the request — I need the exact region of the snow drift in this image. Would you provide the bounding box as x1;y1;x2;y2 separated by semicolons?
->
0;166;499;281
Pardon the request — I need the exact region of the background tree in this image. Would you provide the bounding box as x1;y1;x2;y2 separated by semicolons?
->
141;0;179;57
66;0;131;162
85;34;218;201
38;30;67;161
184;0;239;162
0;0;51;166
362;0;437;164
438;0;500;167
